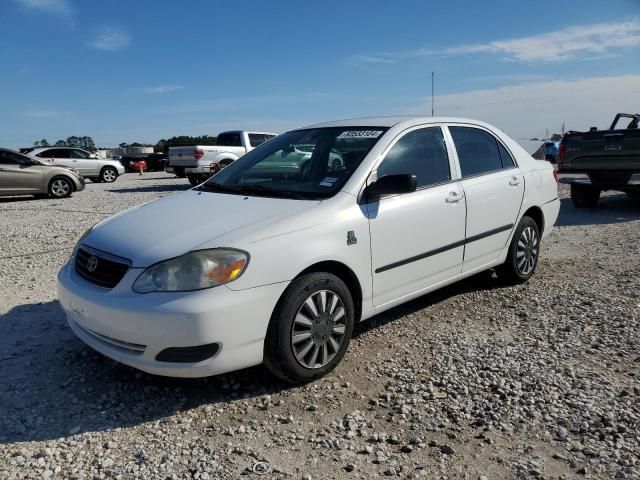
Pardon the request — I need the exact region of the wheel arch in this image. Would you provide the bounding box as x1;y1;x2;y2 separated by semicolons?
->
522;205;544;235
295;261;363;323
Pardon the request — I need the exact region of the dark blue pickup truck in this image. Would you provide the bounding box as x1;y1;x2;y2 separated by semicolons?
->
558;113;640;208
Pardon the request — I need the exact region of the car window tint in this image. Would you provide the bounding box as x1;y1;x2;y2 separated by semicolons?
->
217;133;242;147
450;127;503;177
377;127;450;188
0;151;20;164
70;149;90;159
248;134;266;147
497;141;515;168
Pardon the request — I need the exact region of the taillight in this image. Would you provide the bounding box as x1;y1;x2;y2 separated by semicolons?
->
552;169;559;182
194;148;204;160
557;143;565;164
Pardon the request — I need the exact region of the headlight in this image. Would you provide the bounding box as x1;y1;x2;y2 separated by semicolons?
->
133;249;249;293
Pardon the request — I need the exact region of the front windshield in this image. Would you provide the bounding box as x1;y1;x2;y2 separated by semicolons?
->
198;127;388;199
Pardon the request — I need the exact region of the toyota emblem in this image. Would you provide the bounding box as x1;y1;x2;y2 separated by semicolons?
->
86;256;99;272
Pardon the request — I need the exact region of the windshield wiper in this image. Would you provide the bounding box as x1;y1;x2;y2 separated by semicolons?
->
197;182;317;200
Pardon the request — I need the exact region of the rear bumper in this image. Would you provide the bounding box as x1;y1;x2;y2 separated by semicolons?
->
541;197;560;240
57;261;289;377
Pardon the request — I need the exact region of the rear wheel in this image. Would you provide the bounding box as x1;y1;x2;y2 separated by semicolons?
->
188;175;202;186
496;216;540;284
48;176;73;198
571;183;600;208
100;167;118;183
264;272;354;384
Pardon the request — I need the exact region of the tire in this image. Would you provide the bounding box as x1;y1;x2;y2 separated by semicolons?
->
264;272;355;384
187;175;201;187
571;183;600;208
100;167;118;183
48;176;73;198
495;216;540;284
626;191;640;201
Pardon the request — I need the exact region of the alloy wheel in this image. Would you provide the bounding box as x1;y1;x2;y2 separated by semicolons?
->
516;226;538;275
102;169;116;182
51;179;70;197
291;290;347;369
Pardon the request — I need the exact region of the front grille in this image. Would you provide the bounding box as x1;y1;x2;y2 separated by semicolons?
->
75;247;129;288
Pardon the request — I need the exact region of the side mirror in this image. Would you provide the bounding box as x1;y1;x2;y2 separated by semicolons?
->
366;174;417;199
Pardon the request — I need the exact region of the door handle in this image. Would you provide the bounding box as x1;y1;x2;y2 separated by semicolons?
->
509;176;521;186
445;191;464;203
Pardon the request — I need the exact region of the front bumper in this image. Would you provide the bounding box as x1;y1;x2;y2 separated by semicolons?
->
57;261;288;377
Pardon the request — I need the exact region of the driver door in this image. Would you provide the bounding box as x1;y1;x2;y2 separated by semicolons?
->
0;151;44;194
365;126;466;308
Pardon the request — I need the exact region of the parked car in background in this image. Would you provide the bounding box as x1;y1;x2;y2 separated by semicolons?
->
58;116;559;383
0;148;84;198
558;113;640;207
120;153;167;173
28;147;125;183
168;131;277;186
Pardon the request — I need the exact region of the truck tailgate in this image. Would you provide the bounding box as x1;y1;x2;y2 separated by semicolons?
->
169;147;198;167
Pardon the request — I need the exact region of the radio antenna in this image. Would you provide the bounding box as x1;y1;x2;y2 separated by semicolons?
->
431;71;435;116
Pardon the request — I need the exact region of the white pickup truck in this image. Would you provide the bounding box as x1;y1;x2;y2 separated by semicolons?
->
169;131;277;185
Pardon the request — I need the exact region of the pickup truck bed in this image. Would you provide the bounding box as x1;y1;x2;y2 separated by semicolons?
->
558;113;640;207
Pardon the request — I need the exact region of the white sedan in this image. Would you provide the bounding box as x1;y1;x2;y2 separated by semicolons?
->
57;117;559;383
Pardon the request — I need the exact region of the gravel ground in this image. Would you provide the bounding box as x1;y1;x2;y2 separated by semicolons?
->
0;172;638;480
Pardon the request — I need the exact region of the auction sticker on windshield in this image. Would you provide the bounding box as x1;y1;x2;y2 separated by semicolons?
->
337;130;383;139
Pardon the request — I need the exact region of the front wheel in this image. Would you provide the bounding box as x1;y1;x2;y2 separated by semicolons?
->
264;272;354;384
48;176;73;198
100;167;118;183
496;216;540;284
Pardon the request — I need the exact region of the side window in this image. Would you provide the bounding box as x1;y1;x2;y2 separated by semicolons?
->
449;127;503;177
217;133;242;147
0;151;20;164
70;149;89;159
248;134;266;147
497;142;515;168
38;148;69;158
377;127;450;188
36;150;51;158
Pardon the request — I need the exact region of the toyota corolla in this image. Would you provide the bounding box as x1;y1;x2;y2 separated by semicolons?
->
57;117;559;383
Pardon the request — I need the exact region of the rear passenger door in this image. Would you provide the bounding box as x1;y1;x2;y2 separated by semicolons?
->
447;125;524;273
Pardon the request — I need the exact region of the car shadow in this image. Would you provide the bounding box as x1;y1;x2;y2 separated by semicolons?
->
555;194;640;227
0;300;291;444
0;271;505;444
354;270;504;337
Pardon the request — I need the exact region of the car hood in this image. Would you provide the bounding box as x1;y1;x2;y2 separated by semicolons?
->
83;190;321;267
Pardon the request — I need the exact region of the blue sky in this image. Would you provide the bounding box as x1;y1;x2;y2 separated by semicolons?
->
1;0;639;149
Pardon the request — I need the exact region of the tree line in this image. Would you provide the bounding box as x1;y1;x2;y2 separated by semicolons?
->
34;136;96;151
33;135;218;154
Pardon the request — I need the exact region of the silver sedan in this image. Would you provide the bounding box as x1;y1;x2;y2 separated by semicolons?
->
0;148;85;198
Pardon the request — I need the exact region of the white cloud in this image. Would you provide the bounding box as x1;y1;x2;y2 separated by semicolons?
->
21;110;68;118
404;75;640;142
13;0;72;18
90;27;131;52
141;85;184;95
351;19;640;64
445;19;640;62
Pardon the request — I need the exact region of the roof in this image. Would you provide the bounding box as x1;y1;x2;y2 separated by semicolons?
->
303;115;489;129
